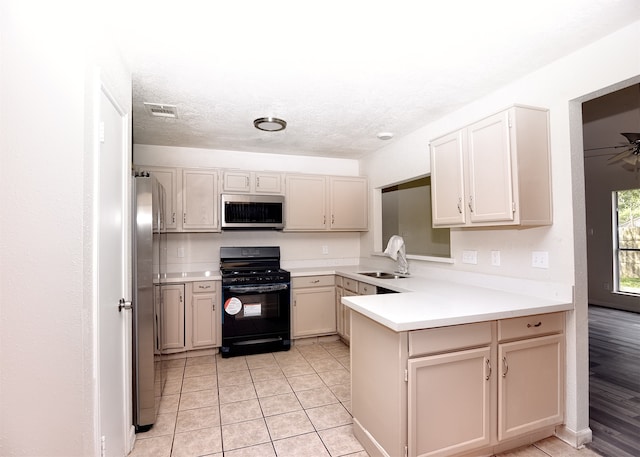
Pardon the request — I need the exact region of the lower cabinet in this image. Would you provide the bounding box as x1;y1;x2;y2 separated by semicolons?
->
158;280;221;353
189;281;220;349
336;276;375;343
351;311;565;457
159;284;185;352
292;275;336;338
408;347;492;457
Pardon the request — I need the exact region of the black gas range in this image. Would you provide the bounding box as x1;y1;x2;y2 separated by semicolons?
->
220;246;291;357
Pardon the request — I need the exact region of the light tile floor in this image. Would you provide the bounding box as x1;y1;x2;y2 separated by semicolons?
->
129;340;601;457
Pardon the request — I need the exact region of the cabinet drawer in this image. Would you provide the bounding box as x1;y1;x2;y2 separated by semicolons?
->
335;276;343;287
192;281;216;293
358;282;376;295
292;275;335;288
498;312;564;342
409;321;493;357
343;277;358;293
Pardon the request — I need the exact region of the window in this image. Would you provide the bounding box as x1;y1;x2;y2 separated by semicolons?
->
613;189;640;294
381;176;450;258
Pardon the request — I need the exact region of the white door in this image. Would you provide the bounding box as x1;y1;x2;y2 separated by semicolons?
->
98;84;129;457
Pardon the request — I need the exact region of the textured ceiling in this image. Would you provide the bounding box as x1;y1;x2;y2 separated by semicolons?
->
118;0;640;159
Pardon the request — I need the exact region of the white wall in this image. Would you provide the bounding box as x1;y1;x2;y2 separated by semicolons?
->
134;144;363;269
360;21;640;446
0;2;131;456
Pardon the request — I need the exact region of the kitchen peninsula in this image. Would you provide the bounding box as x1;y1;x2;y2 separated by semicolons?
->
340;274;573;457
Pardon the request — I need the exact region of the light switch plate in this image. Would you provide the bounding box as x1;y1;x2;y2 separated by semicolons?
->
491;250;501;266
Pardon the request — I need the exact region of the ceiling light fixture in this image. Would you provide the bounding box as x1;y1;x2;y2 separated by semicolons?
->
254;117;287;132
377;132;394;140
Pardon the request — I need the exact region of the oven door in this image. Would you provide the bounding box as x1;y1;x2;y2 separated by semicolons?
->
221;282;291;355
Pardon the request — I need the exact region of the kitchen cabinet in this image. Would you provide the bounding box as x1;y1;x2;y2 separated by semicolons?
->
285;174;368;231
135;166;220;232
222;170;283;194
182;168;219;231
336;276;375;343
160;284;185;352
497;313;564;441
188;281;220;349
135;166;179;231
430;105;552;228
292;275;336;338
350;311;565;457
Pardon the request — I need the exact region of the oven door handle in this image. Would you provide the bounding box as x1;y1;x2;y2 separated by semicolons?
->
226;284;290;294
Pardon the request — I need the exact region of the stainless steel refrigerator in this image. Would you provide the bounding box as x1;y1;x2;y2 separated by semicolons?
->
132;173;166;432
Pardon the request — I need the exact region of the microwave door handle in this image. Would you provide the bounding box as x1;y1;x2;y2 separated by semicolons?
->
227;284;289;294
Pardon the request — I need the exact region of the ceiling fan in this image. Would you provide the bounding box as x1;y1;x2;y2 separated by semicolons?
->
585;132;640;165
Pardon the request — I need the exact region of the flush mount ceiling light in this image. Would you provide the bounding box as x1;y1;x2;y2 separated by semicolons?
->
377;132;394;140
254;117;287;132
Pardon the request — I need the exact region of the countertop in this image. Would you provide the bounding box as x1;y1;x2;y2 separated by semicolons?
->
158;265;573;332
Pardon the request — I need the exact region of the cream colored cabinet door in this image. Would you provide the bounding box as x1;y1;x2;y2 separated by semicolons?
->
498;334;564;441
430;130;466;226
191;291;217;348
408;347;492;457
292;287;336;337
222;171;282;194
466;111;515;223
329;177;368;230
285;175;327;230
160;284;185;351
222;171;251;193
137;166;179;231
182;168;219;231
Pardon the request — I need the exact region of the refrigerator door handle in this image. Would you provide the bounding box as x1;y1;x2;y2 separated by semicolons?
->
118;298;133;312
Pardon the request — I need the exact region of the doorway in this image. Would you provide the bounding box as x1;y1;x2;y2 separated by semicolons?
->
581;80;640;456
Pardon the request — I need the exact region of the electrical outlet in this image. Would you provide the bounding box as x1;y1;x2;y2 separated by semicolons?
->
177;247;185;258
322;245;329;255
462;250;478;264
531;251;549;269
491;250;501;266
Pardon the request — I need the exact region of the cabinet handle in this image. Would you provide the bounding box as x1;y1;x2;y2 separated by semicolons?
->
172;212;176;224
502;356;508;378
468;196;474;213
332;215;335;224
485;358;492;381
183;213;186;224
246;177;250;187
527;322;542;328
311;279;320;284
457;198;462;214
294;300;296;307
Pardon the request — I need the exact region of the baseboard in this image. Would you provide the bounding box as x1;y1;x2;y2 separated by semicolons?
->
352;417;391;457
555;424;592;448
127;425;136;455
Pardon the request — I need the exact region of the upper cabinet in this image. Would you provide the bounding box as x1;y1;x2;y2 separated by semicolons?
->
430;105;552;228
222;170;283;194
136;166;220;232
182;168;219;231
285;174;368;231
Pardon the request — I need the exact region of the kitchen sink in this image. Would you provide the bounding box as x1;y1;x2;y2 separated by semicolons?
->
358;271;409;279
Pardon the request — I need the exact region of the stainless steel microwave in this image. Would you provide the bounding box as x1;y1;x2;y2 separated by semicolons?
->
221;194;285;230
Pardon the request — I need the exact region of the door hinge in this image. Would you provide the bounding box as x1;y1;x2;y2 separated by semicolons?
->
512;201;516;213
404;444;408;457
404;369;408;382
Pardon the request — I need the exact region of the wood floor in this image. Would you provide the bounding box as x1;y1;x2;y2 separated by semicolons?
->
587;305;640;457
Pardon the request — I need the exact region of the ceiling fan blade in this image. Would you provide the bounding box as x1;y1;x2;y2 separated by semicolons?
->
608;147;634;162
621;154;639;166
620;132;640;143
